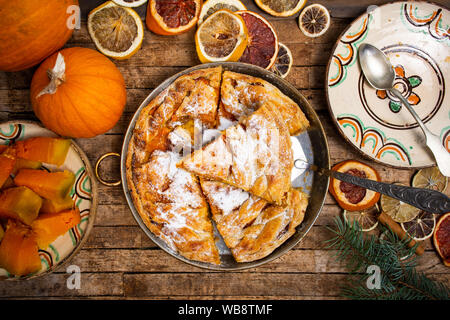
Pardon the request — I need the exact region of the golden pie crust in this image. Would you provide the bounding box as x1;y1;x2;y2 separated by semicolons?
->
126;67;310;265
200;179;308;262
178;103;293;205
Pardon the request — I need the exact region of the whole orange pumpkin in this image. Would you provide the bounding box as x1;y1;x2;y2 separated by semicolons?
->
0;0;79;72
30;47;127;138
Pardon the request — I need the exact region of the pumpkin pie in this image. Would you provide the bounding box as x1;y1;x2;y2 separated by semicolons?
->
200;179;308;262
178;103;293;205
219;71;310;135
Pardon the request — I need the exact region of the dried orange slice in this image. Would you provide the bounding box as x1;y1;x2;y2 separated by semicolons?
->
255;0;307;17
88;1;144;60
328;160;381;211
112;0;148;7
195;9;248;63
433;212;450;267
412;166;448;192
270;42;293;78
343;205;379;232
146;0;201;35
235;10;279;70
380;184;421;223
298;4;330;38
401;210;436;241
198;0;247;25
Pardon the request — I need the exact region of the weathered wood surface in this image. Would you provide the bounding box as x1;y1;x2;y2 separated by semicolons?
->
0;0;448;299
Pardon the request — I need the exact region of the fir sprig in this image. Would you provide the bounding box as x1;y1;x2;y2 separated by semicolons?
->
325;217;450;300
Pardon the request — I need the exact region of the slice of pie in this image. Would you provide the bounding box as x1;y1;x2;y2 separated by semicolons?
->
178;103;293;205
128;149;221;265
200;179;308;262
219;71;310;135
131;66;222;165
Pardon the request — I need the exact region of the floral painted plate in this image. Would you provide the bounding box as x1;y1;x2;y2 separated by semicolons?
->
0;121;98;280
326;1;449;168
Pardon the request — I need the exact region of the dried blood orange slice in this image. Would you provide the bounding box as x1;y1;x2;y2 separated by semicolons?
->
433;212;450;267
195;9;248;63
328;160;381;211
235;10;278;69
198;0;247;25
146;0;201;35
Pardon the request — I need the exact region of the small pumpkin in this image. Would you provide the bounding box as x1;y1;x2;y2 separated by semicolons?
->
0;0;78;72
30;47;127;138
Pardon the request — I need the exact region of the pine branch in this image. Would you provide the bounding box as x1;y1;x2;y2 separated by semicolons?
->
325;216;450;300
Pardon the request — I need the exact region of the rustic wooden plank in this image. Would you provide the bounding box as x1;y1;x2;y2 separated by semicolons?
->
123;272;351;297
71;248;449;274
0;273;123;297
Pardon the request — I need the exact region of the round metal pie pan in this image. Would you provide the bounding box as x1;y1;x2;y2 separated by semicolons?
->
120;62;330;270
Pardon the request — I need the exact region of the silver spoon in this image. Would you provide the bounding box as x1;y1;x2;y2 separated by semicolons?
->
358;43;450;177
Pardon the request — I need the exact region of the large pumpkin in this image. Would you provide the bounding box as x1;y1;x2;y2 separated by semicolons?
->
30;47;127;138
0;0;78;72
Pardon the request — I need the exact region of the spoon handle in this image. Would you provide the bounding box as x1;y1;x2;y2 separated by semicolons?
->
323;167;450;214
390;89;450;177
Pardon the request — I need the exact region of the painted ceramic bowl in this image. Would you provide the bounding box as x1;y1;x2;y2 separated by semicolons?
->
0;121;98;280
326;1;449;168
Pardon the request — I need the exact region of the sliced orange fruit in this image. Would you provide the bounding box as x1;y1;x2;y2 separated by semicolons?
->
270;42;293;78
255;0;307;17
401;210;436;241
146;0;202;35
380;185;421;223
298;3;330;38
433;212;450;267
343;205;379;232
328;160;381;211
195;9;248;63
198;0;247;25
235;10;279;70
412;166;448;192
88;1;144;59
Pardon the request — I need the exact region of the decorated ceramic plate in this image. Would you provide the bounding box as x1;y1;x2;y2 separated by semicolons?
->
326;1;449;168
0;121;98;280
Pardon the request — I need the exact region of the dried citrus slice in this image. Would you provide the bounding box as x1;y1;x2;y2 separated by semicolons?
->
412;166;448;192
343;205;379;232
401;210;436;241
88;1;144;59
433;212;450;267
328;160;381;211
195;9;248;63
270;42;292;78
235;10;278;69
380;183;421;223
112;0;148;7
146;0;201;35
255;0;307;17
298;4;330;38
198;0;247;25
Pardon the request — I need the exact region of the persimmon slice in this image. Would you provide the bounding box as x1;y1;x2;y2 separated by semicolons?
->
329;160;381;211
433;212;450;267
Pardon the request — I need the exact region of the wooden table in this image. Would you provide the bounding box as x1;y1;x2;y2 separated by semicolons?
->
0;0;448;299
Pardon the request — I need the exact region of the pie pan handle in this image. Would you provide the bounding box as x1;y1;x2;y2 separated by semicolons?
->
95;152;121;186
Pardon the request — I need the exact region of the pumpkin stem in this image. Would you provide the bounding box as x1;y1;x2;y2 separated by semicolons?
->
36;53;66;98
